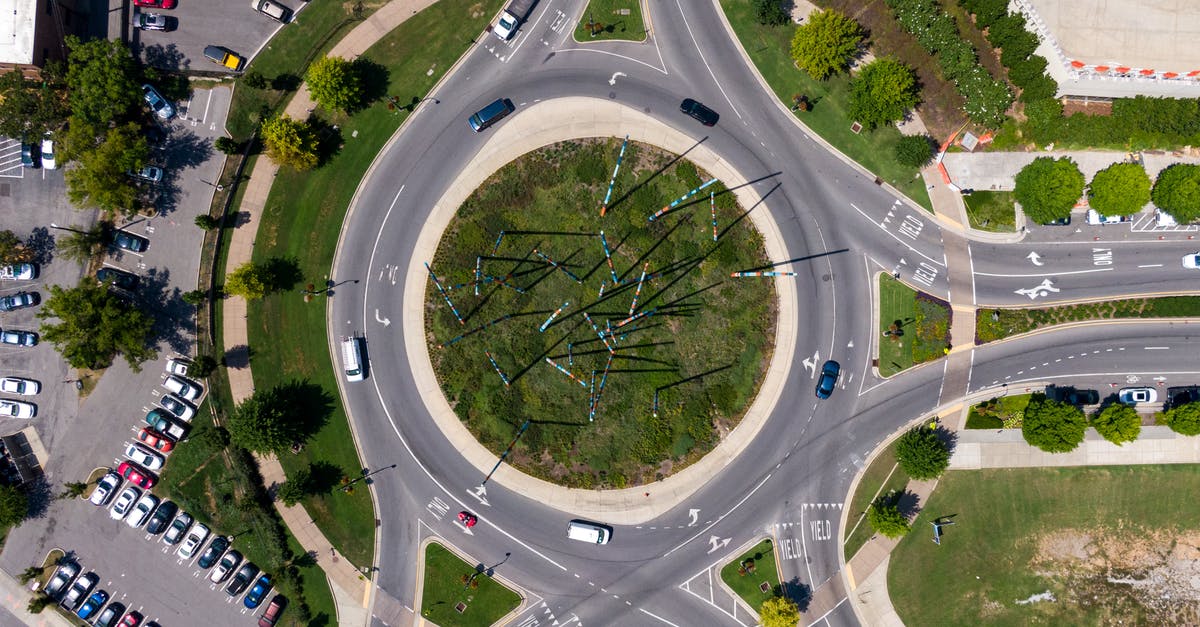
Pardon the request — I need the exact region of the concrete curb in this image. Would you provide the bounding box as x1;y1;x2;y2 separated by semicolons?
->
976;291;1200;309
715;535;775;622
977;316;1200;348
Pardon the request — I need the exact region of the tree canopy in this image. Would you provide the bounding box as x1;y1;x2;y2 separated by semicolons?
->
868;492;910;538
65;123;148;214
790;10;863;80
0;230;31;264
1151;163;1200;223
753;0;790;26
1013;156;1085;224
848;57;919;130
1021;393;1086;452
1089;162;1151;217
895;134;934;167
37;282;156;371
224;261;269;300
0;62;68;139
64;36;140;127
0;484;29;527
895;425;950;479
760;595;801;627
305;56;364;113
227;381;331;454
1161;402;1200;436
1092;403;1140;445
261;115;319;170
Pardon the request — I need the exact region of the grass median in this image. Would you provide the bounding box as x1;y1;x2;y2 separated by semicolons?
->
575;0;646;41
719;539;781;612
963;191;1016;232
244;0;505;567
843;439;909;562
420;542;521;626
976;296;1200;344
877;275;951;377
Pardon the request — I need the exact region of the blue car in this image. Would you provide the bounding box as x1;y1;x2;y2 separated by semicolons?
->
815;360;840;399
77;589;108;620
244;573;272;609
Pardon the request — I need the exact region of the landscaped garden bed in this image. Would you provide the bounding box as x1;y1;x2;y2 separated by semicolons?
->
976;297;1200;344
877;274;952;377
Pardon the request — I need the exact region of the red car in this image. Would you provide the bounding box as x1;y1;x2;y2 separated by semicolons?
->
117;461;157;489
132;0;176;8
120;610;143;627
137;427;175;452
258;594;286;627
457;511;477;527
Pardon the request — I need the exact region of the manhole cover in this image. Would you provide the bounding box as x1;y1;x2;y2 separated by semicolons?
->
0;183;9;197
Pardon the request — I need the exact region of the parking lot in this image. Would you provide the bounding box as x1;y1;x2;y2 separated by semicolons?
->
131;0;299;72
0;84;246;626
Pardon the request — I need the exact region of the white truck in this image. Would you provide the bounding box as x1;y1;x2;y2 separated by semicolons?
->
493;0;537;40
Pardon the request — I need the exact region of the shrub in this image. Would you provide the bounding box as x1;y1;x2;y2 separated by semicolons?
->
1161;402;1200;436
194;214;219;230
260;115;319;171
1013;156;1085;224
895;134;934;167
848;57;919;130
1151;164;1200;223
242;71;268;90
753;0;789;26
214;136;240;155
1092;403;1140;445
895;425;950;479
959;0;1009;28
305;56;364;113
1089;162;1151;217
1021;393;1086;452
868;491;910;538
760;595;801;627
789;9;863;80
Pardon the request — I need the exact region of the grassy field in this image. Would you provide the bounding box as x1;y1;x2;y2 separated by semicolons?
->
419;543;521;627
963;191;1016;232
889;466;1200;626
719;539;781;611
245;0;505;567
976;296;1200;344
878;275;951;377
427;139;774;488
965;394;1032;429
574;0;646;41
719;1;931;211
843;439;910;561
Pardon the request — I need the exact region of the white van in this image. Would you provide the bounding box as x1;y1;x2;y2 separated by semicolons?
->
341;336;364;382
566;520;611;545
1156;209;1179;227
1085;209;1127;225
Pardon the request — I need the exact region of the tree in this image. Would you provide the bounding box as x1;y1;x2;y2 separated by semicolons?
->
759;595;800;627
214;136;240;155
753;0;789;26
182;289;207;306
64;36;140;127
228;384;311;454
895;134;934;168
260;115;319;170
789;10;863;80
58;481;89;500
37;282;156;371
1021;393;1086;452
305;56;364;113
895;425;950;479
0;61;69;139
55;223;108;264
1161;402;1200;436
17;565;42;584
277;466;311;506
867;492;909;538
0;484;28;527
1089;162;1151;217
1092;404;1140;445
191;354;218;377
194;214;219;230
0;230;31;263
242;70;268;90
225;261;269;300
1151;163;1200;223
1013;156;1085;225
65;123;149;214
848;57;919;130
27;592;53;614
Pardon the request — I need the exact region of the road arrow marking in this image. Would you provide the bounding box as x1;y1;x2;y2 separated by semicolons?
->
707;536;731;554
608;71;627;85
688;509;699;527
847;340;854;348
801;351;820;378
375;309;391;326
459;523;474;536
468;485;490;507
1013;278;1060;300
1027;251;1044;266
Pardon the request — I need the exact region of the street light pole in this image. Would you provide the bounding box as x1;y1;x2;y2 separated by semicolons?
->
339;464;396;493
48;223;87;235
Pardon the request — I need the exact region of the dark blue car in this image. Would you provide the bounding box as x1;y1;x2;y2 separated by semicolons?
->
244;573;272;609
815;360;840;399
77;589;108;620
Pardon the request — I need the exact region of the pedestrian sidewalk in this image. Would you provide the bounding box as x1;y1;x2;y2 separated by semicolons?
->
951;424;1200;469
0;571;75;627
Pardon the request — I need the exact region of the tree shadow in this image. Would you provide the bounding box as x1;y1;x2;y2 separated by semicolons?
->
224;344;253;368
779;576;812;612
24;227;54;266
894;489;922;519
272;73;302;92
139;43;190;72
277;379;334;443
139;267;193;356
24;476;54;520
264;256;303;292
305;460;345;495
306;116;343;166
353;58;390;111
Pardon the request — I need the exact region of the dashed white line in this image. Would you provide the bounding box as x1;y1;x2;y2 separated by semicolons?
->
1145;346;1171;350
1138;264;1164;268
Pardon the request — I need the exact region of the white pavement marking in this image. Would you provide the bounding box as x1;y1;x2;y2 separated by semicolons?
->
639;608;682;626
851;203;944;267
663;473;773;557
975;267;1113;277
1138;264;1164;268
673;0;740;118
1144;346;1170;350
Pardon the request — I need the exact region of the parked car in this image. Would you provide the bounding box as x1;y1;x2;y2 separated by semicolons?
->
1119;387;1158;405
112;230;149;253
133;0;176;7
1183;252;1200;269
197;535;229;569
257;595;286;627
136;427;175;452
815;360;841;399
1047;385;1100;406
141;83;175;120
227;562;258;596
90;471;122;506
209;549;242;583
109;486;141;520
123;442;165;471
129;165;163;183
40;135;56;170
251;0;292;21
159;394;195;422
119;610;144;627
117;460;157;489
145;499;177;534
163;375;202;400
0;400;35;418
95;601;126;627
202;45;245;71
0;263;37;280
45;561;80;598
134;12;173;30
0;291;38;311
680;98;719;126
62;572;97;610
165;358;190;376
1085;209;1128;225
0;377;39;395
163;511;193;545
77;589;109;620
97;267;140;291
20;141;37;168
0;328;38;346
244;573;272;608
178;522;210;558
145;410;187;441
125;492;160;528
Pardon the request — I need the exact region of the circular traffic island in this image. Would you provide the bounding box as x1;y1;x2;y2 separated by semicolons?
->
426;138;775;488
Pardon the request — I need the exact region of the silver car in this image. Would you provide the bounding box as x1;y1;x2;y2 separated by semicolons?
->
109;486;141;520
125;492;160;528
178;522;210;558
89;471;122;506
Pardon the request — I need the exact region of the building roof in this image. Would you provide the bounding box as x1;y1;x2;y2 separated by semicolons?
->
0;0;39;66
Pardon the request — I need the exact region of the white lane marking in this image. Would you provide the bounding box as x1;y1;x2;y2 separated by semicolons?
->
851;203;944;267
975;267;1113;277
1138;264;1164;268
663;473;773;557
1145;346;1170;350
673;0;741;118
969;243;977;305
554;46;669;74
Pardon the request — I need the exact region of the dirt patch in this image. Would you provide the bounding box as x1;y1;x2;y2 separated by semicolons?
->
1062;98;1113;117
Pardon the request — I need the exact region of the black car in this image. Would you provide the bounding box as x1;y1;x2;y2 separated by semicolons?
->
20;142;38;168
145;499;177;534
112;230;149;253
0;291;38;312
1047;385;1098;406
97;267;140;291
227;562;259;596
197;535;229;569
815;360;840;399
680;98;719;126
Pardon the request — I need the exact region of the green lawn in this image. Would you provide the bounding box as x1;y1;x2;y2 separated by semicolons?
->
965;394;1032;429
843;439;910;561
719;539;781;611
976;296;1200;343
963;191;1016;232
890;466;1200;626
419;543;521;626
878;274;950;377
574;0;646;41
245;0;506;567
720;1;931;211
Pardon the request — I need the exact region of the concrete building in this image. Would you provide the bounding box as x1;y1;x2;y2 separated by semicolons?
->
0;0;88;77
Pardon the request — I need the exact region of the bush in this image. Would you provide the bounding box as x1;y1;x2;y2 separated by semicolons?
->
958;0;1008;28
868;491;910;538
242;71;267;90
1089;162;1151;217
1161;402;1200;436
1092;403;1140;445
895;134;934;167
305;56;364;113
0;484;28;526
214;136;240;155
1014;156;1085;224
753;0;789;26
194;214;219;230
789;9;863;80
895;425;950;479
848;57;920;130
260;115;319;171
1021;393;1086;452
1151;164;1200;223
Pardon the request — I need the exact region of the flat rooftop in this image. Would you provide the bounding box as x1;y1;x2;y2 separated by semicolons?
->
1029;0;1200;72
0;0;38;65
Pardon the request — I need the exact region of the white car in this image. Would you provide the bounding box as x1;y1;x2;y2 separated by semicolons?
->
178;522;210;558
109;486;141;520
1119;387;1158;405
1085;209;1127;225
89;471;121;506
163;375;201;400
0;400;35;418
125;492;159;528
123;442;165;470
142;83;175;120
40;135;56;170
0;377;39;395
1184;252;1200;269
159;394;195;422
165;358;190;376
0;263;36;280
